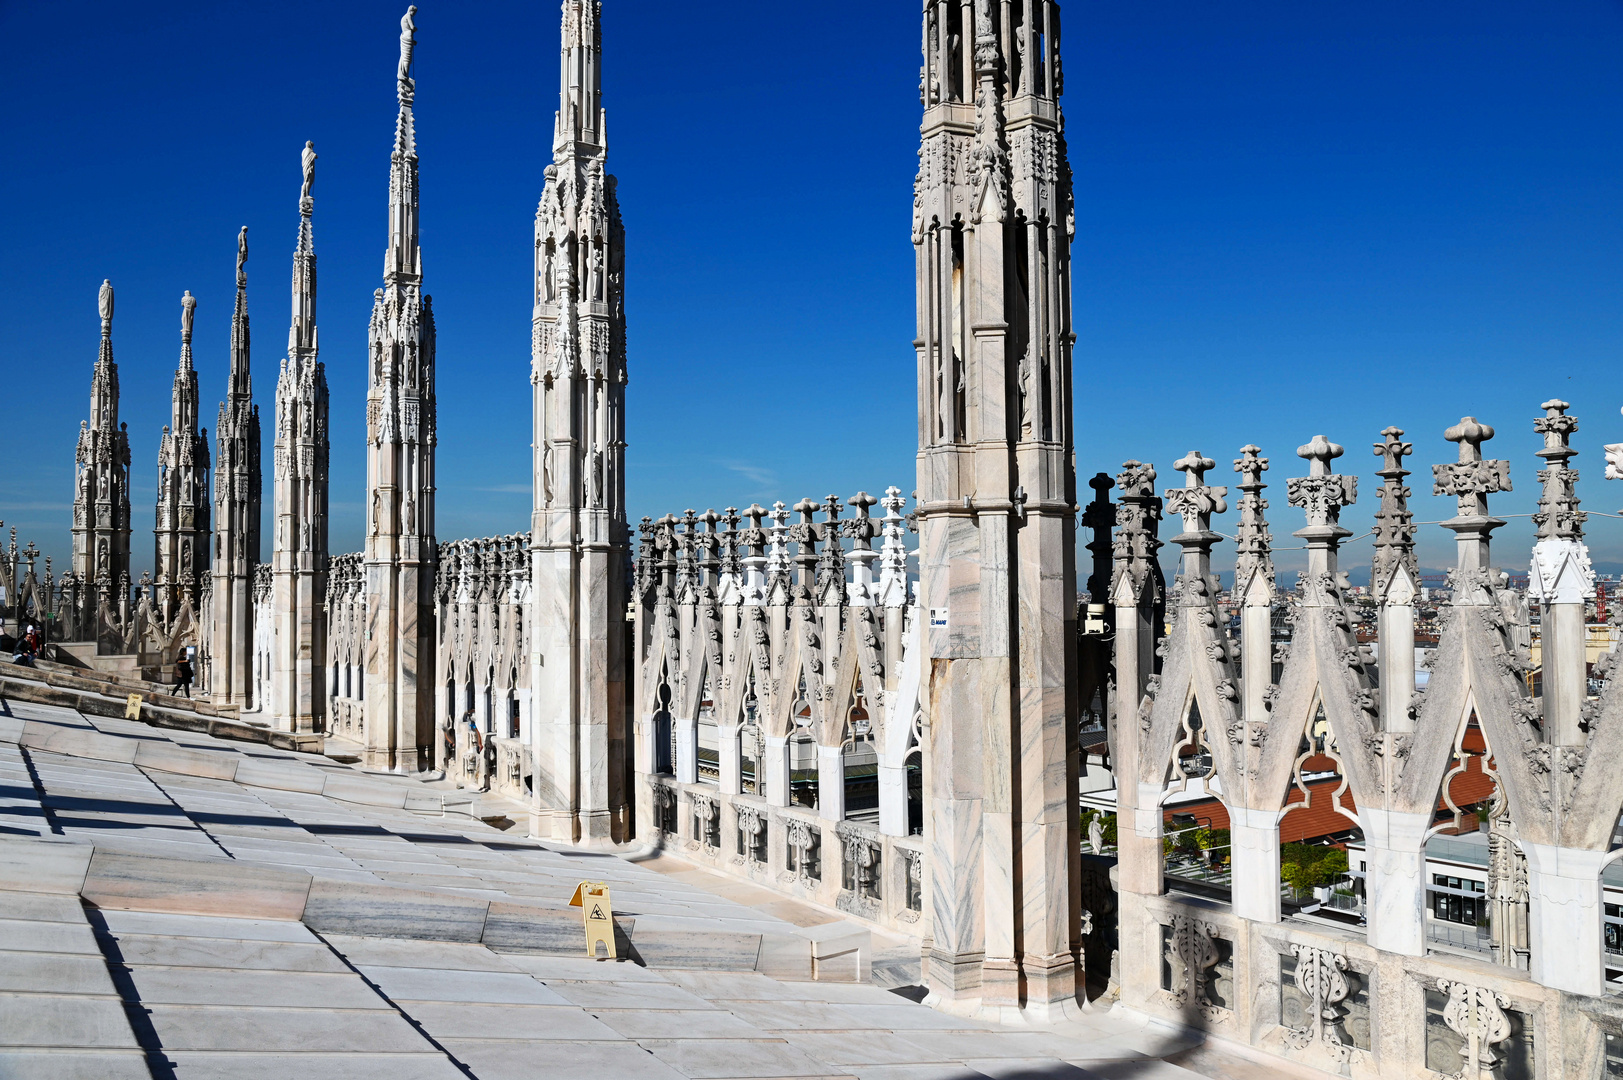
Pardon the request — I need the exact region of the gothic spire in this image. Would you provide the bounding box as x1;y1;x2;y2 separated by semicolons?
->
155;290;209;607
229;227;251;400
555;0;604;150
1370;426;1418;599
1232;445;1274;597
290;142;318;359
386;5;421;287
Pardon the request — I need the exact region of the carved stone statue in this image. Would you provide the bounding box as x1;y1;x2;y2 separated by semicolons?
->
236;227;249;279
1087;815;1104;855
98;279;114;327
556;251;576;299
589;245;605;302
180;290;196;339
301;140;317;203
398;6;417;84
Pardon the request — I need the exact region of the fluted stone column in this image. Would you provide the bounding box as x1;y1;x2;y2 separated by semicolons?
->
529;0;630;843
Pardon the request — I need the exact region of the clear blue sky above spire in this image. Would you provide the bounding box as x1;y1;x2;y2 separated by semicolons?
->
1;1;1620;582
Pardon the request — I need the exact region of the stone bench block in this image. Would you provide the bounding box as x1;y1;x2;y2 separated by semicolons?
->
132;741;241;781
626;924;764;971
0;836;94;895
479;899;634;956
755;931;814;981
802;920;870;983
301;879;490;942
82;848;313;921
19;722;137;763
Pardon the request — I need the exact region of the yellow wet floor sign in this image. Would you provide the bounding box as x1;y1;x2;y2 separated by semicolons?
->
568;881;615;959
125;694;142;720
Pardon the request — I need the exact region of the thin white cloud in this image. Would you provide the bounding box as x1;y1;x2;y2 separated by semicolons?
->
725;463;776;489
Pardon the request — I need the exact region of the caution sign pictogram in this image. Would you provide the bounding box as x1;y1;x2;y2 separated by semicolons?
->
568;881;616;960
125;694;142;720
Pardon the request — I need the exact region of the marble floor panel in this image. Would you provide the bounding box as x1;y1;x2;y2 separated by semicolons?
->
1;698;1309;1080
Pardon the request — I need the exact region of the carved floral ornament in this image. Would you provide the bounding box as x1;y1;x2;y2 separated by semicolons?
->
1282;944;1356;1064
1435;979;1514;1080
1161;913;1226;1021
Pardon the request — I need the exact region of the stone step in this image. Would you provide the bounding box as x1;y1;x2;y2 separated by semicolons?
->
0;832;859;983
1;673;318;753
31;652;237;717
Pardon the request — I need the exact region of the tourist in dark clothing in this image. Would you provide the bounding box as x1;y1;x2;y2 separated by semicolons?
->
171;657;194;698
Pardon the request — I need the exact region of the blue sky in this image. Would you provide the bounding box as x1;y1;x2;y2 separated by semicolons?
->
2;1;1621;585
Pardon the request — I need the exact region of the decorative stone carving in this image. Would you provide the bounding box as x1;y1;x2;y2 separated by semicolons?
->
1162;913;1223;1019
1435;979;1513;1080
1283;944;1353;1063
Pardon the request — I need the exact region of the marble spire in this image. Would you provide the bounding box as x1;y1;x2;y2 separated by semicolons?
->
210;228;262;706
529;0;630;842
154;290;212;614
914;0;1082;1019
71;279;133;616
364;6;438;771
272;141;331;735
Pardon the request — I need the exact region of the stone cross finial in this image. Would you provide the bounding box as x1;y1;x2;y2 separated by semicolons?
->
1234;445;1268;490
1165;451;1226;580
1532;400;1584;541
1296;434;1344;478
1288;436;1356;528
1433;417;1511;517
845;491;879;549
1433;418;1511;576
793;498;819;523
1375;427;1412;477
744;504;767;530
1174;450;1217;488
1115;460;1157;499
1288;435;1356;576
1371;426;1419;598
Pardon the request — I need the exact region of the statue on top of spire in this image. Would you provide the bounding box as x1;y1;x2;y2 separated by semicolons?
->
181;290;196;341
98;279;114;330
398;6;417;87
301;140;317;204
236;227;249;283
